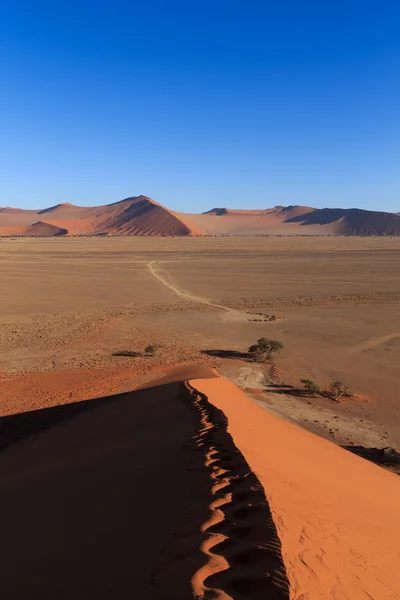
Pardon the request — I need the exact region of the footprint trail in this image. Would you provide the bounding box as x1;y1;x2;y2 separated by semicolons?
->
185;381;290;600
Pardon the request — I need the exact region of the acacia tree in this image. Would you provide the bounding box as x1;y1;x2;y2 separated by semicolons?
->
248;338;283;362
300;378;321;395
328;380;352;400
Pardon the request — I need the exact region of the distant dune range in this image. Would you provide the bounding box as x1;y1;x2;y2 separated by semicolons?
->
1;195;400;236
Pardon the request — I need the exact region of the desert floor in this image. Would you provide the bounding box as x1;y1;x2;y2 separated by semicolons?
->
1;235;400;459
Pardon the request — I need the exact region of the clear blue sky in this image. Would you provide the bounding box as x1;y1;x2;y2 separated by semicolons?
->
1;1;399;212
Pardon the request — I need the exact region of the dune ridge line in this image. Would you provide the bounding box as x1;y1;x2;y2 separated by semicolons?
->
184;381;290;599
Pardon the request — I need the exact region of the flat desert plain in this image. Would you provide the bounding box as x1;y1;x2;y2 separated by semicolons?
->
1;236;400;450
1;236;400;600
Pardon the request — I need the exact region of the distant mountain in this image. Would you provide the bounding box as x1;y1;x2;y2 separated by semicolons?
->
1;196;399;236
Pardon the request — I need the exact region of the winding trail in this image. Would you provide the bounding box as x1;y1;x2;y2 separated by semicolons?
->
147;261;277;323
147;261;230;310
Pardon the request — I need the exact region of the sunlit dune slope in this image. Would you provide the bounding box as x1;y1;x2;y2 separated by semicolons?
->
192;376;400;600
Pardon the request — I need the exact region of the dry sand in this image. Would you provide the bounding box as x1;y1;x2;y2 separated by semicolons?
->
192;376;400;600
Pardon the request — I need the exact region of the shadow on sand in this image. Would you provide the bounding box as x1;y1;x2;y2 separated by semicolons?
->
343;445;400;473
201;349;253;361
0;393;117;451
267;383;310;398
0;383;208;599
112;351;142;357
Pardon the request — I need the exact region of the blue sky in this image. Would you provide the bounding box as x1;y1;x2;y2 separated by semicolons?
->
1;1;399;212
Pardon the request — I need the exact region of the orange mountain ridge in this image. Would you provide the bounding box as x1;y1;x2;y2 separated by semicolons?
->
1;195;400;236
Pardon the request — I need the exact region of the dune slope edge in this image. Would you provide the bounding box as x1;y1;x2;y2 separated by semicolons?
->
190;376;400;600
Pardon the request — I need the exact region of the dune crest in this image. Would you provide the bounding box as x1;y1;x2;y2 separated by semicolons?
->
185;380;289;599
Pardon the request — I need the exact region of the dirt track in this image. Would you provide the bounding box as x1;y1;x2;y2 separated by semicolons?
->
147;261;277;323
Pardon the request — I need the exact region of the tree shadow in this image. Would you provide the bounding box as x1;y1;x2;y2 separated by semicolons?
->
267;384;310;398
342;445;400;473
112;351;142;357
201;349;253;361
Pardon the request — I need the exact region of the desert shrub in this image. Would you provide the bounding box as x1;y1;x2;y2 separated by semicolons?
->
300;378;321;395
328;380;352;400
145;344;162;357
248;338;284;362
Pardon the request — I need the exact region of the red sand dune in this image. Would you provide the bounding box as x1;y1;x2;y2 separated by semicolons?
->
174;205;327;235
0;196;203;237
0;366;291;600
24;221;68;236
1;196;400;236
192;376;400;600
0;368;399;598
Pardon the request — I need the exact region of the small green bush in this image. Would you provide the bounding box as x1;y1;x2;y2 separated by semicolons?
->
145;344;162;357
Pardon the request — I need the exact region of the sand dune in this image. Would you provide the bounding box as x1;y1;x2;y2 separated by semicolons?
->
192;376;400;600
286;207;400;235
0;366;399;599
174;206;327;236
0;196;202;237
0;368;289;600
176;205;400;236
1;196;400;236
25;221;68;236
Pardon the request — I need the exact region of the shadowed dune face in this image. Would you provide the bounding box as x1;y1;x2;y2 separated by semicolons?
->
0;382;207;599
285;207;350;226
0;374;289;600
286;207;400;235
